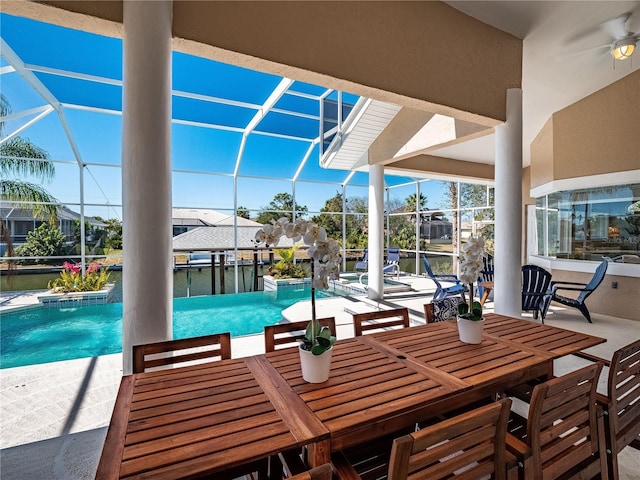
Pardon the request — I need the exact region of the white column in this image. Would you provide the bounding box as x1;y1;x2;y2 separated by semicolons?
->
494;88;522;317
122;0;173;374
368;164;385;301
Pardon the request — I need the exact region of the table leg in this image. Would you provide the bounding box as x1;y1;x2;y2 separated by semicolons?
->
306;439;330;468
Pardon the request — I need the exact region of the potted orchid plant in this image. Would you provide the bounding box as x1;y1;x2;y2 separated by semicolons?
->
255;217;340;382
457;235;485;343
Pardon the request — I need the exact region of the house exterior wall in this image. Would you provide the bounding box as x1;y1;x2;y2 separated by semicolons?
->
530;71;640;189
530;117;554;188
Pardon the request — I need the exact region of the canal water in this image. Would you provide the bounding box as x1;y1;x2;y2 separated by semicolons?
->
1;256;454;300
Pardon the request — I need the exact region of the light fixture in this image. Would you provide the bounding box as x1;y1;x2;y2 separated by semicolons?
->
612;38;636;60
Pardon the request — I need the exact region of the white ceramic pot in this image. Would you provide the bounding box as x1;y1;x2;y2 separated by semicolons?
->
457;316;485;344
298;345;333;383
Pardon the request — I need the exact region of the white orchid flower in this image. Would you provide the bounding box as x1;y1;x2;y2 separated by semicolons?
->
255;230;267;243
303;224;327;245
284;222;302;242
256;219;342;296
459;235;485;285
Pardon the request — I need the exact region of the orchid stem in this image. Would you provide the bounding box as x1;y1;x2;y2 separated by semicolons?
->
310;261;317;344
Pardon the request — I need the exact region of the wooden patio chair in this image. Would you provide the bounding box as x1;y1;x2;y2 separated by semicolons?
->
352;307;410;336
332;398;515;480
132;332;231;373
423;296;461;323
542;259;608;323
506;362;609;480
421;255;466;302
573;339;640;480
288;463;333;480
522;264;552;322
264;317;336;352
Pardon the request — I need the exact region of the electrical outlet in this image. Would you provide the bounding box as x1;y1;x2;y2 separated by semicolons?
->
611;281;618;289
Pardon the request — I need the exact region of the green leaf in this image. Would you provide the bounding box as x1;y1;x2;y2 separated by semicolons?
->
311;344;329;355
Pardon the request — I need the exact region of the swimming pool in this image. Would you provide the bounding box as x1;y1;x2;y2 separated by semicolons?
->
0;288;330;369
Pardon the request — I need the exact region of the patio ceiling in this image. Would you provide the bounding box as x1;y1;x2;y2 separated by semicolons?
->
326;1;640;177
429;1;640;167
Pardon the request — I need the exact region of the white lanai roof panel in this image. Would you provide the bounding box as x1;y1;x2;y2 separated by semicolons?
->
321;100;401;171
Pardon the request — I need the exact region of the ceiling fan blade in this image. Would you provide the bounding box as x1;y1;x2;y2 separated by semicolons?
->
627;9;640;35
555;44;611;61
601;13;631;39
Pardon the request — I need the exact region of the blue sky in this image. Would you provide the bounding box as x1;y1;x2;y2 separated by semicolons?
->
0;12;452;220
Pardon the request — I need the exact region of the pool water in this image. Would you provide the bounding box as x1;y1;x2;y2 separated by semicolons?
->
0;288;329;369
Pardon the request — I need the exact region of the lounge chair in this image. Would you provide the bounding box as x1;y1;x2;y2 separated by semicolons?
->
382;247;400;278
542;259;608;323
421;255;466;301
354;248;368;272
522;264;552;322
477;253;494;300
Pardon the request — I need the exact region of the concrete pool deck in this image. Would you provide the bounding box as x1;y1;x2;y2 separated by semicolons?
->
1;275;639;479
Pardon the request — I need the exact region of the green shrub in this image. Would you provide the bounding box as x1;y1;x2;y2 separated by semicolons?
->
48;262;111;292
14;223;66;264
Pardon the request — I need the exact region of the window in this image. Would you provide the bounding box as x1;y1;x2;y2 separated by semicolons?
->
535;184;640;262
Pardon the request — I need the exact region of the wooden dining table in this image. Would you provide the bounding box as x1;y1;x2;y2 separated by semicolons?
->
95;314;605;479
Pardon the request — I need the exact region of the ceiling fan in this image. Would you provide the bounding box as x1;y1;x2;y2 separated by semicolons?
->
602;12;639;60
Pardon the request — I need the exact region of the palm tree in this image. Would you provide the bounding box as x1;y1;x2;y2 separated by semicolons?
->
1;94;58;266
405;193;427;213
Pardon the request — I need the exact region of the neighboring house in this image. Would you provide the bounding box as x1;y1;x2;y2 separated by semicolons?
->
172;208;261;236
420;213;453;243
172;225;295;265
1;205;106;255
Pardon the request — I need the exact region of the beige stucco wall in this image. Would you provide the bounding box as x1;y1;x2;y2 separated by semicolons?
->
547;269;640;322
529;117;554;189
530;71;640;188
4;0;522;126
387;154;494;181
553;70;640;180
522;167;535;205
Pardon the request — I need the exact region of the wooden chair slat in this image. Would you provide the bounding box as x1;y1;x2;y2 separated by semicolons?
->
409;424;496;469
265;317;336;352
540;425;594;465
352;308;410;336
414;444;495;479
539;394;591;428
132;332;231;373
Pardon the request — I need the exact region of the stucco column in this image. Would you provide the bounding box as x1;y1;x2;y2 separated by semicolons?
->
368;164;385;301
494;88;522;317
122;0;173;374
